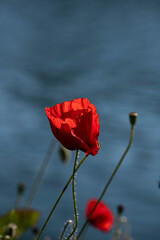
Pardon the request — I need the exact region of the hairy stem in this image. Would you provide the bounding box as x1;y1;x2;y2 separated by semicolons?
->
77;126;135;239
36;153;88;240
59;220;75;240
66;150;79;240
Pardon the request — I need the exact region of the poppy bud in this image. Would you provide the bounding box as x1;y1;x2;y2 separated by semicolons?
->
59;145;71;164
32;226;39;235
17;183;26;194
129;112;138;126
117;204;124;215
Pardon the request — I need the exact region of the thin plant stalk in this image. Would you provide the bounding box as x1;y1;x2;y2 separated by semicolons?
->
36;153;88;240
59;220;75;240
66;150;79;240
14;183;26;208
25;139;56;207
77;126;135;239
14;194;22;208
111;215;122;240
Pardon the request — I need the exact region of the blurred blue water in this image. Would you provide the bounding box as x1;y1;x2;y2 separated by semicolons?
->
0;0;160;239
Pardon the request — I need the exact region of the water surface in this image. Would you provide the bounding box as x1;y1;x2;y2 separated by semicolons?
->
0;1;160;239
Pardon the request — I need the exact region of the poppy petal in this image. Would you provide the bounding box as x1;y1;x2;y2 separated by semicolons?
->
85;199;114;232
45;98;100;156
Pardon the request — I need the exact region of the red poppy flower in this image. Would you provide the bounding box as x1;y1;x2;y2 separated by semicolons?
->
85;199;114;232
45;98;100;156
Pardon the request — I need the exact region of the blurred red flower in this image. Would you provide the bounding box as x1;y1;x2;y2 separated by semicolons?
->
85;199;114;232
45;98;100;156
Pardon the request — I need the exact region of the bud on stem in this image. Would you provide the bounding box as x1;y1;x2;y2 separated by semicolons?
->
129;112;138;126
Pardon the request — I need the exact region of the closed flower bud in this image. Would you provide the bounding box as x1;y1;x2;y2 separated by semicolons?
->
17;183;26;195
117;204;125;215
59;145;71;164
129;112;138;126
32;226;39;235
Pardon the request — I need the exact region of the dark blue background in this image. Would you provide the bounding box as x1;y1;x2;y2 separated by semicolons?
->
0;0;160;239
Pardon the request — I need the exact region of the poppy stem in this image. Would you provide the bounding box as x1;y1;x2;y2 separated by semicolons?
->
25;138;56;207
14;183;26;208
59;220;75;240
77;125;135;240
66;150;79;240
36;153;88;240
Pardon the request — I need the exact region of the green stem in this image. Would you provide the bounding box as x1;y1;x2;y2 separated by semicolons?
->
14;194;22;208
111;215;122;240
77;126;135;240
36;153;88;240
66;150;79;240
25;139;56;207
59;220;75;240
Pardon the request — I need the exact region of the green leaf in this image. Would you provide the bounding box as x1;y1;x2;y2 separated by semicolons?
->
0;208;40;236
